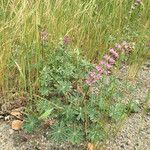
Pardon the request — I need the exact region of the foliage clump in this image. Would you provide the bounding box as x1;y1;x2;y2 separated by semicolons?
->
23;41;136;144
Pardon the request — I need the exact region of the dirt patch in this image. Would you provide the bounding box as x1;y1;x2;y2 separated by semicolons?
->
0;122;16;150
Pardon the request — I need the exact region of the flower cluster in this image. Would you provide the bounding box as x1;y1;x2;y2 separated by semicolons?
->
129;0;142;14
85;41;134;86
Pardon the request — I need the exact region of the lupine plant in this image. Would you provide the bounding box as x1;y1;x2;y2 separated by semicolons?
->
23;39;137;144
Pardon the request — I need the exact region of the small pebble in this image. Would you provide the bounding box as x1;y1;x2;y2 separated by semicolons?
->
9;129;14;135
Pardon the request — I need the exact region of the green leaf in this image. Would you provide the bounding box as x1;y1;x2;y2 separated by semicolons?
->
62;105;77;121
49;122;68;143
87;124;107;143
98;98;108;111
109;103;127;121
38;108;53;120
67;126;84;144
76;107;84;121
129;101;140;113
23;115;40;133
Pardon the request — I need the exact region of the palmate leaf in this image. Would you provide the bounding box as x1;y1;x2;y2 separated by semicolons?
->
62;105;77;121
55;80;72;94
76;107;84;121
38;108;53;120
87;124;107;143
87;104;101;122
67;126;84;144
98;98;108;111
23;115;40;133
128;101;140;113
36;100;52;114
109;103;127;121
49;122;68;143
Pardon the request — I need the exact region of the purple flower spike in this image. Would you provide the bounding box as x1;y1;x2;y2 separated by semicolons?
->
86;40;132;86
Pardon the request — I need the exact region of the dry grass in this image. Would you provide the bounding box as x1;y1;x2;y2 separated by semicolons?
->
0;0;150;94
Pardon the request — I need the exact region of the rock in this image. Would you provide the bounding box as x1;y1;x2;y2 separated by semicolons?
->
0;111;5;115
11;120;23;130
87;143;94;150
0;115;4;119
9;129;14;135
4;115;10;121
12;107;25;113
10;111;22;119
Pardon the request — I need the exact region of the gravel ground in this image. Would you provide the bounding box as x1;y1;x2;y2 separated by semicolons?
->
0;60;149;150
0;123;16;150
102;60;150;150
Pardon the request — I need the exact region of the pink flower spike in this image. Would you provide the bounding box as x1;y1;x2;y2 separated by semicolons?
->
63;36;71;45
103;55;110;61
115;43;122;49
109;58;115;64
110;48;119;58
104;70;111;75
95;74;102;80
99;69;104;74
85;79;93;85
91;79;97;84
106;63;112;69
100;60;106;65
113;51;119;58
96;66;102;72
110;48;115;53
89;72;96;77
110;48;117;56
85;79;90;84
